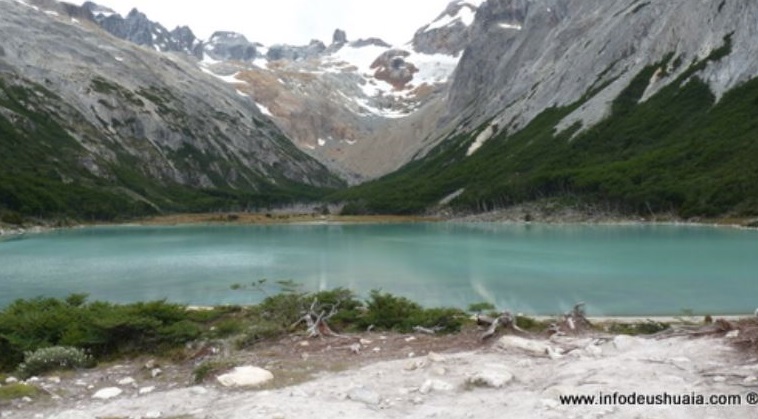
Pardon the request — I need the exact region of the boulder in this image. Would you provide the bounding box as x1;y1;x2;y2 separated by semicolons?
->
216;366;274;388
92;387;123;400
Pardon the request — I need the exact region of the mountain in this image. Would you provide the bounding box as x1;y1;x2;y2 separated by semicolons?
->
339;0;758;218
0;0;343;221
4;0;758;221
69;1;483;182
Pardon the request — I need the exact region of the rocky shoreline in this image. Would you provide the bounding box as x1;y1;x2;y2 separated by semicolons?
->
3;328;757;419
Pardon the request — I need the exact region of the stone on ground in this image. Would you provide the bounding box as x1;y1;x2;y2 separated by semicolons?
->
216;366;274;388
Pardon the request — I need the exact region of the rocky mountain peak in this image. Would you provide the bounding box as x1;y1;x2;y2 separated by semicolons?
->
332;29;348;45
349;37;392;49
412;0;484;56
266;40;326;62
205;31;257;61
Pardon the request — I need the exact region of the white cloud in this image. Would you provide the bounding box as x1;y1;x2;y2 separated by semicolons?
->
76;0;456;46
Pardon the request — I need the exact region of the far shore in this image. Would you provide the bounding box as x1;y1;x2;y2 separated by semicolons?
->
2;207;757;237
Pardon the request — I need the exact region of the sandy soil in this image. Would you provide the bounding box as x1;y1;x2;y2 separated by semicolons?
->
3;321;758;419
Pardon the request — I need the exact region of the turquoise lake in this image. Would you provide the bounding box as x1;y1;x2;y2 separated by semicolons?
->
1;223;757;315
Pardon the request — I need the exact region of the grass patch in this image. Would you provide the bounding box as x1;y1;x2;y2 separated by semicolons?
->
0;383;40;401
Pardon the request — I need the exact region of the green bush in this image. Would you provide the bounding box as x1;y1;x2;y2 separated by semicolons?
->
0;295;205;371
359;290;422;332
234;321;284;350
17;346;94;378
211;319;245;338
351;290;462;333
409;307;466;334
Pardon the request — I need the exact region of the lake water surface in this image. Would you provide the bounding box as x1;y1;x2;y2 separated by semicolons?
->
1;223;757;315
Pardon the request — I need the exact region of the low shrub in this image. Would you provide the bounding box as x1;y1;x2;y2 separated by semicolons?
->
17;346;94;378
357;290;465;333
607;321;670;335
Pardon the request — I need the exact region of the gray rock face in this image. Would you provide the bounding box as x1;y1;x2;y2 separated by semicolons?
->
349;37;392;49
98;8;165;48
412;1;479;56
82;3;201;56
171;26;203;58
266;40;326;62
204;31;257;62
0;0;341;204
445;0;758;141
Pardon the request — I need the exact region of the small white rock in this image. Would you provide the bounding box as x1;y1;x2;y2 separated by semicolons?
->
47;376;61;384
92;387;123;400
144;412;162;419
360;338;373;345
151;368;163;378
584;344;602;357
21;396;32;403
419;379;453;394
118;377;136;386
713;376;727;383
190;386;208;395
404;336;417;342
726;330;740;339
217;366;274;388
298;341;310;347
405;359;427;371
432;366;447;376
139;386;156;395
373;347;381;352
348;387;381;405
427;352;446;363
467;371;514;388
5;377;18;384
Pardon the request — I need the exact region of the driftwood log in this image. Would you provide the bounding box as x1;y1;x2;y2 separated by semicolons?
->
291;298;342;338
480;310;525;340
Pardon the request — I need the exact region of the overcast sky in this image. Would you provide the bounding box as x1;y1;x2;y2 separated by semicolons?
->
76;0;454;46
